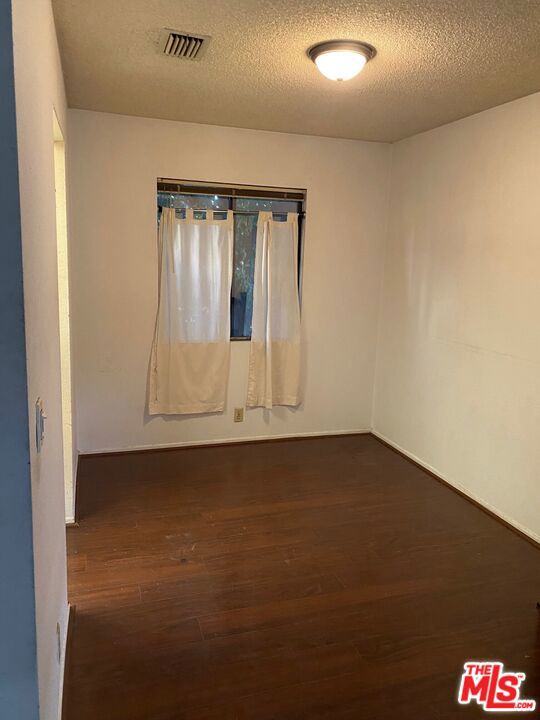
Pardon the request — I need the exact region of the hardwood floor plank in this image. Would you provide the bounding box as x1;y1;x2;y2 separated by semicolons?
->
65;435;540;719
68;583;141;611
139;572;343;616
197;577;446;640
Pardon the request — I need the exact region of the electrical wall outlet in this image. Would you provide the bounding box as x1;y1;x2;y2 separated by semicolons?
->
234;407;244;422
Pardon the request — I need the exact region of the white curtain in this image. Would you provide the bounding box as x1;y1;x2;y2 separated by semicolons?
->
148;207;233;415
247;211;301;408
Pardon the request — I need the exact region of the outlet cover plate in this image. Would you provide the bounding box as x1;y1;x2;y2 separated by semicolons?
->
234;408;244;422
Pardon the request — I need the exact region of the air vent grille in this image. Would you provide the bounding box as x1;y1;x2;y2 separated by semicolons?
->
162;31;208;60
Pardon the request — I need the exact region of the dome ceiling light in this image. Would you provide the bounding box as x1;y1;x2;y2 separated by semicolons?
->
308;40;376;82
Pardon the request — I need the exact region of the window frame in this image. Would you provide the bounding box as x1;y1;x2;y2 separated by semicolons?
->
157;179;306;341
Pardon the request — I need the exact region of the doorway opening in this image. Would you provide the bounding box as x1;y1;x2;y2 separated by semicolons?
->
53;111;75;522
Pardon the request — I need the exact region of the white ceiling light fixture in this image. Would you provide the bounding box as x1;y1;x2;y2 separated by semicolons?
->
308;40;376;81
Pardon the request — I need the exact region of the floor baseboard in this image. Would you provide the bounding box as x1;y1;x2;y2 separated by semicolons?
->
80;429;371;458
371;430;540;549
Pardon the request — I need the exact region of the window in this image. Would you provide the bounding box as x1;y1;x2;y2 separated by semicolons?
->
157;180;305;339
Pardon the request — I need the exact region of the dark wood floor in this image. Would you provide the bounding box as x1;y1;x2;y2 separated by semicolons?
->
65;434;539;719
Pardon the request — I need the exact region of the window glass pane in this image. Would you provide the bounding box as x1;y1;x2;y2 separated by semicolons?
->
231;213;257;338
157;188;303;340
235;198;300;213
157;192;229;210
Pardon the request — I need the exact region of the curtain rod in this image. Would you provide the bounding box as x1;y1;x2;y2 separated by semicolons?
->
158;184;305;203
158;178;305;194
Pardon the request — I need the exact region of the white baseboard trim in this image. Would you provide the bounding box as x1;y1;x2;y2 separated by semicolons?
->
371;429;540;546
80;428;372;456
57;603;72;720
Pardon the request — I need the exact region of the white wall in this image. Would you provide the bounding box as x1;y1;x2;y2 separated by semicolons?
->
373;91;540;542
0;2;39;717
69;110;391;453
12;0;71;717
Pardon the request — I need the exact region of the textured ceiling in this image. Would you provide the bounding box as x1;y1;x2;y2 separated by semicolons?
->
52;0;540;142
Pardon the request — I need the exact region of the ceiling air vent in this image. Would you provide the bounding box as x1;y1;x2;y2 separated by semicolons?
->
161;30;209;60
